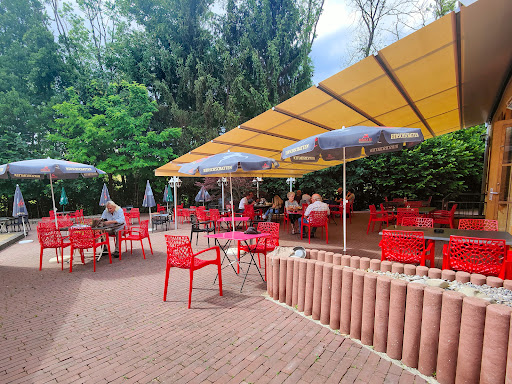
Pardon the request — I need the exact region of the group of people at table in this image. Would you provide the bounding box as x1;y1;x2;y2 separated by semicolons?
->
237;187;355;237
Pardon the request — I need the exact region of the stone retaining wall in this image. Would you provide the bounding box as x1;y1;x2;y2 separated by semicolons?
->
266;249;512;384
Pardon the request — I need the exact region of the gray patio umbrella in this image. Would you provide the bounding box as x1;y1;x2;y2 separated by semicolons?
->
0;158;105;228
281;126;424;252
99;183;111;206
142;180;156;229
13;184;28;236
195;186;212;205
179;152;279;231
163;185;173;212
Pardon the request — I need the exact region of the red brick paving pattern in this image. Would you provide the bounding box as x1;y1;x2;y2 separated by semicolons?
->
0;217;431;383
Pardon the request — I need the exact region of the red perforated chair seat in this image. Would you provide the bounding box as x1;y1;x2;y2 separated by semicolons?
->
37;221;71;271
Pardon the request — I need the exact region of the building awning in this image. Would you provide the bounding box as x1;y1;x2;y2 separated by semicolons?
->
156;0;512;178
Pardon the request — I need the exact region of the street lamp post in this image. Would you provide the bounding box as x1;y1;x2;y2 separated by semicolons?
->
169;176;182;230
217;177;228;211
286;177;296;192
252;177;263;198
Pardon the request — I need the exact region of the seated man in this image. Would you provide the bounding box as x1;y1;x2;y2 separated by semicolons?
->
299;194;330;237
333;187;343;204
101;200;126;257
238;191;254;213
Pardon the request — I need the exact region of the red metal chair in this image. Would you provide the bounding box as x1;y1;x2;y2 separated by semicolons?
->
69;226;111;272
401;217;434;228
163;235;223;308
432;204;457;228
380;229;435;267
119;220;153;260
239;222;280;280
129;207;141;224
301;210;329;244
458;219;498;231
37;221;71;271
442;235;507;278
396;208;419;226
367;205;395;234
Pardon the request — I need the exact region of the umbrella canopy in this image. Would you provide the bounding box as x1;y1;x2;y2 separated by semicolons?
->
99;183;111;206
12;184;28;217
179;152;279;231
281;126;424;252
142;180;156;208
59;187;69;207
195;186;212;203
163;185;173;203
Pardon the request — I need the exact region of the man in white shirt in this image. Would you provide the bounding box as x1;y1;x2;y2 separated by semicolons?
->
299;194;330;237
238;192;254;212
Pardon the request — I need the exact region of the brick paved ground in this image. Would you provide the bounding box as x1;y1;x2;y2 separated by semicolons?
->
0;214;433;383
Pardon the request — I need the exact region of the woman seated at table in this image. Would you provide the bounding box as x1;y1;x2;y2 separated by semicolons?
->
285;191;301;234
101;200;125;257
262;194;284;222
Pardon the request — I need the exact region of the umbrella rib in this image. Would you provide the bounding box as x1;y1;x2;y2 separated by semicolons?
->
210;139;282;153
238;126;301;142
272;107;334;131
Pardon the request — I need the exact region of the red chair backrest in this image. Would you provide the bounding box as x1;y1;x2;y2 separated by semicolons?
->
243;204;255;219
209;209;220;222
137;220;149;238
57;216;73;229
401;217;433;228
458;219;498;231
256;222;280;248
308;210;328;226
165;235;193;269
195;210;209;222
69;226;95;248
130;208;140;216
381;230;426;264
397;208;419;225
446;235;505;276
37;222;62;247
407;201;423;207
369;205;377;215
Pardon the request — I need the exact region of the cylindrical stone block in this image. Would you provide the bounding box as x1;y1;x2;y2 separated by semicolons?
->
441;269;456;281
325;252;334;264
279;256;287;303
292;257;300;307
350;270;365;340
306;249;311;259
455;271;470;283
310;249;318;260
381;260;392;273
320;264;333;325
340;267;355;334
341;255;351;267
436;291;464;384
329;266;343;330
428;268;442;279
304;259;316;316
470;273;487;286
386;279;407;360
312;262;325;320
267;254;273;296
480;304;512;384
486;276;503;288
418;286;444;376
333;253;342;265
361;273;378;346
286;258;294;306
360;257;371;270
350;256;361;269
318;250;326;262
370;259;381;271
455;297;489;384
392;263;404;274
402;283;425;368
506;308;512;382
297;259;308;312
503;279;512;291
373;276;392;353
416;266;428;276
272;255;280;300
404;264;416;276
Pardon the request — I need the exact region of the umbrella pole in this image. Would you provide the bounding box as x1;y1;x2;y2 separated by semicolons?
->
221;182;225;211
50;176;58;229
343;148;347;254
149;206;152;231
174;183;178;231
230;174;235;232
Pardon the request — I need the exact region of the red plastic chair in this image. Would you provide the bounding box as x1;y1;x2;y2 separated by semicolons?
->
380;229;435;267
396;208;419;226
406;201;423;208
458;219;498;231
163;235;223;308
37;221;71;271
330;203;352;225
367;205;394;234
129;208;141;224
442;235;506;277
209;209;221;231
282;209;291;233
432;204;457;228
401;217;434;228
69;226;111;272
156;204;166;213
119;220;153;260
243;204;256;222
177;208;191;224
239;222;280;280
301;210;329;244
